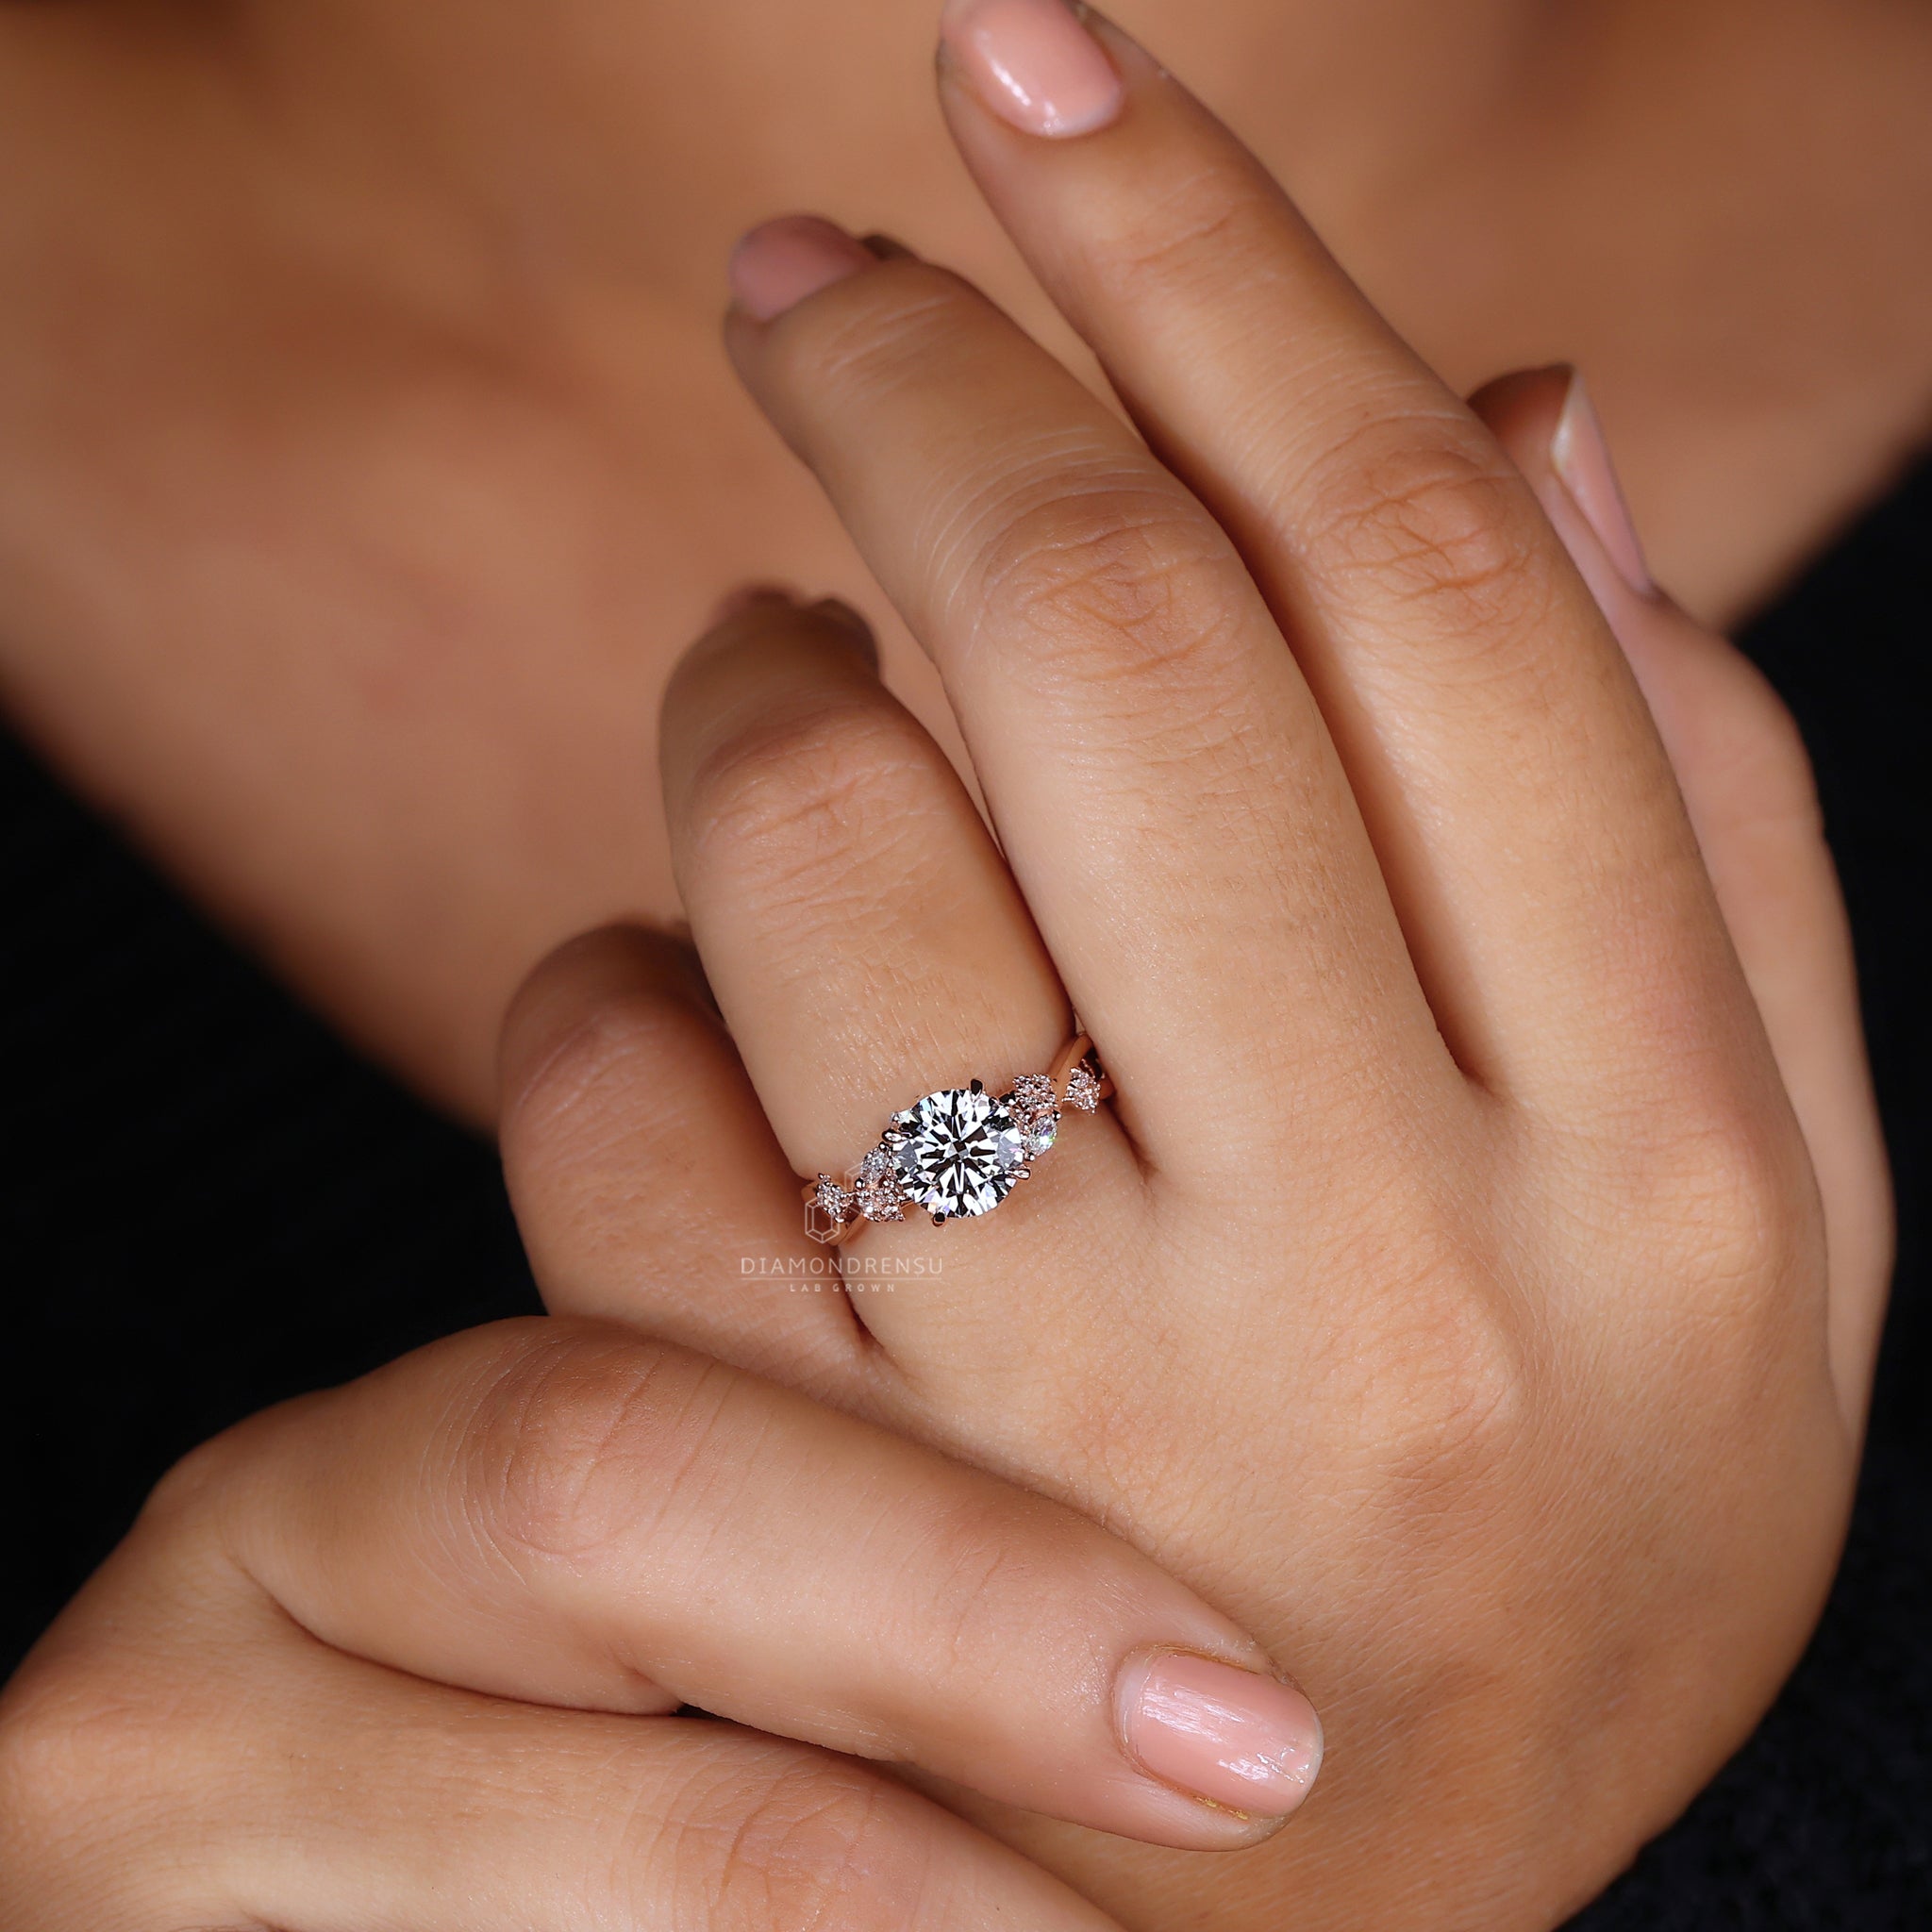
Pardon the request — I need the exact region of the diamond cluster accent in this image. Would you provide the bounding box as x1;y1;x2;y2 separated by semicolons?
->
1005;1071;1060;1158
1065;1059;1103;1112
805;1174;856;1243
853;1144;906;1223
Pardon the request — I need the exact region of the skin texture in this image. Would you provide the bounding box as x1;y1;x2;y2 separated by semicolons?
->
0;1309;1325;1928
0;0;1926;1114
0;7;1898;1928
501;18;1890;1926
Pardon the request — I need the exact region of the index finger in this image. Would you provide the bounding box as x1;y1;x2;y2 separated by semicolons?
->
192;1319;1324;1848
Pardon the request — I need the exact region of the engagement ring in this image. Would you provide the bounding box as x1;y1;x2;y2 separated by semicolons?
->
802;1035;1111;1244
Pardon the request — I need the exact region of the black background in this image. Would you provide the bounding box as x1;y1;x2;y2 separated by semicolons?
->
3;462;1926;1924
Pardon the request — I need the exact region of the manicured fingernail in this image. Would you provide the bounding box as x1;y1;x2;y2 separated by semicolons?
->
1550;372;1654;597
940;0;1124;139
1117;1650;1323;1818
728;216;875;322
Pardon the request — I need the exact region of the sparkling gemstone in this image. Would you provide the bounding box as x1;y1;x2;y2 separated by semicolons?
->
806;1174;855;1244
889;1081;1028;1222
1065;1061;1103;1113
853;1143;906;1223
1005;1073;1060;1157
1008;1073;1056;1114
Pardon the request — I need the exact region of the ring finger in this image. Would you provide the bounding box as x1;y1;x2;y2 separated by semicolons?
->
659;586;1148;1325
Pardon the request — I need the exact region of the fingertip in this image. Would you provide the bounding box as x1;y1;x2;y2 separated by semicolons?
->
938;0;1126;141
727;214;877;322
1467;363;1574;478
1474;363;1673;632
1113;1645;1324;1832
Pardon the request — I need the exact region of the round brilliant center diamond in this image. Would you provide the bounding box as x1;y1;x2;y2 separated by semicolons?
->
889;1084;1027;1221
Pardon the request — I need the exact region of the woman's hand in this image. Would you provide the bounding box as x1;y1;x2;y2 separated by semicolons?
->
493;6;1892;1928
0;1278;1322;1928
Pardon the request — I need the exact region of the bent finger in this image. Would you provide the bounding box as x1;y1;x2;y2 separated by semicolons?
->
2;1581;1125;1932
499;919;861;1390
192;1319;1324;1846
1475;367;1892;1424
938;8;1739;1108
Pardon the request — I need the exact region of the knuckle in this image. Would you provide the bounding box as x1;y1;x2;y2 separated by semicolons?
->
905;1496;1035;1685
141;1393;318;1534
506;986;713;1172
0;1653;160;1865
1561;1075;1819;1371
969;481;1251;699
1368;1279;1529;1505
462;1326;730;1569
1306;418;1552;644
2;1641;280;1930
1320;1205;1532;1507
686;696;942;901
140;1430;236;1524
1624;1138;1826;1450
0;1673;93;1853
1086;160;1260;301
1646;1102;1814;1300
668;1752;931;1932
774;261;978;408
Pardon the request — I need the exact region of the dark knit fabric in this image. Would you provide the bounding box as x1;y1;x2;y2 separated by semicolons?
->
3;461;1927;1919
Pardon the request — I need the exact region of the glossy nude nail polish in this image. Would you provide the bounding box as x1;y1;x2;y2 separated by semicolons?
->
940;0;1124;139
728;215;875;322
1550;373;1655;597
1117;1649;1324;1818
